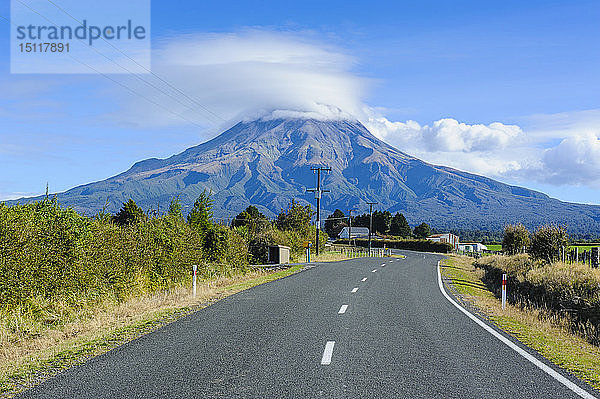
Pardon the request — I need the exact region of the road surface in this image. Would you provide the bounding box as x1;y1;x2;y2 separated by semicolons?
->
19;251;598;398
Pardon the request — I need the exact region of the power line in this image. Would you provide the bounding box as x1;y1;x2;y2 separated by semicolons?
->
43;0;226;124
16;0;217;126
0;11;206;129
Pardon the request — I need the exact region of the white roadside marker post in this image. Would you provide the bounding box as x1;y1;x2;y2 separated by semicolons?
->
193;265;197;298
501;273;507;310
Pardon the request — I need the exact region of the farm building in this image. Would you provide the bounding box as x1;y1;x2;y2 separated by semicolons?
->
458;242;488;252
338;227;369;239
426;233;460;250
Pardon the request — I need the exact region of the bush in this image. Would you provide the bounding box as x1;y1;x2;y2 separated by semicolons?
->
475;254;600;345
502;223;530;255
202;224;229;262
529;225;568;263
0;198;249;313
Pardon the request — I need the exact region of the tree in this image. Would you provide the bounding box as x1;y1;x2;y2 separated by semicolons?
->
324;209;347;238
231;205;269;233
390;212;411;238
203;224;229;262
275;199;314;235
529;225;568;263
502;223;529;255
413;222;431;239
168;195;183;221
353;213;370;228
113;199;146;226
187;190;214;232
372;210;392;235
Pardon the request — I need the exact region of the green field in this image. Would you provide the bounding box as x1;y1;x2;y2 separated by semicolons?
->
570;244;600;251
484;244;600;253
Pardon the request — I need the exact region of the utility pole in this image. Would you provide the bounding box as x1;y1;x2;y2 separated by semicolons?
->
366;202;378;254
347;208;356;246
307;166;331;255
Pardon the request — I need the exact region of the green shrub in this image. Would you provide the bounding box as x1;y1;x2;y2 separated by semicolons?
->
502;223;530;255
529;225;568;263
0;198;249;319
202;224;229;262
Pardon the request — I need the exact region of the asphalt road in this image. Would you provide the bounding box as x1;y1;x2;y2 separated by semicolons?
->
19;251;598;398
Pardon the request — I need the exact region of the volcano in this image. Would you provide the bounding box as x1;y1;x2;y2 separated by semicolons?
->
10;118;600;235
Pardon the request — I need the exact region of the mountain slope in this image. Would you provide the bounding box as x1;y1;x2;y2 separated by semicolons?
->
9;118;600;235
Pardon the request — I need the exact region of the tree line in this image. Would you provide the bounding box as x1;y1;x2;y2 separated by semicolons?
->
323;209;431;239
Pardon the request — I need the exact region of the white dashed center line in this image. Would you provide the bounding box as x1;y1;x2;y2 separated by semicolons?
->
321;341;335;365
338;305;348;314
372;269;377;273
351;287;359;293
361;277;367;282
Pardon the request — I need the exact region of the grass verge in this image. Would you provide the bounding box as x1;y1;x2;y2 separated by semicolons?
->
0;264;305;398
440;255;600;391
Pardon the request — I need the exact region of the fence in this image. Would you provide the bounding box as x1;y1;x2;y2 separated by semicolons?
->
456;250;483;259
331;245;392;258
565;247;600;268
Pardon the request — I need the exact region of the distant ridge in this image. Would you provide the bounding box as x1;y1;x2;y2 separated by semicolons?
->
8;118;600;237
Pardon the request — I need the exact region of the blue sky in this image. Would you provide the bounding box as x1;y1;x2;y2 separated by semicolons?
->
1;0;600;203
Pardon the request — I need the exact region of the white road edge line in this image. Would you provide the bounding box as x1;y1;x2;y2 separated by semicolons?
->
338;305;348;314
321;341;335;365
351;287;359;293
436;261;597;399
361;278;367;282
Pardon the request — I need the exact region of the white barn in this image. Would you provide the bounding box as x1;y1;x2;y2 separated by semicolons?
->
426;233;460;250
338;227;369;239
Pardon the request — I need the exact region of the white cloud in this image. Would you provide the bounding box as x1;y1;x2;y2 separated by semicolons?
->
365;116;523;152
110;30;368;130
541;132;600;186
366;112;600;188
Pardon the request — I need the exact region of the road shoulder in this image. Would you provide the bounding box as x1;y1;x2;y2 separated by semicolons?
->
439;255;600;395
3;264;311;398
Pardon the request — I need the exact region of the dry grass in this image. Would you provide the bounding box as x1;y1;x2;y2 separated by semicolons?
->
306;250;350;263
441;256;600;391
0;266;303;397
